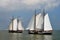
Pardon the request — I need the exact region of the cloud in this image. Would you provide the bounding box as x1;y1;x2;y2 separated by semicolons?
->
0;0;60;11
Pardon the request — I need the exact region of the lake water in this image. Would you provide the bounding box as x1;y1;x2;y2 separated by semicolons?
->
0;30;60;40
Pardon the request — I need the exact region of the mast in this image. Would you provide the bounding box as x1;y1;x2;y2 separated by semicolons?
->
12;16;14;31
42;9;45;31
34;10;36;30
16;18;19;31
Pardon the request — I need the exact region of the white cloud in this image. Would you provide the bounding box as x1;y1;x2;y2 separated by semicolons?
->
0;0;60;11
22;0;39;5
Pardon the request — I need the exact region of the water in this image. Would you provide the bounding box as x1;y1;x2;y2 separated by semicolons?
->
0;30;60;40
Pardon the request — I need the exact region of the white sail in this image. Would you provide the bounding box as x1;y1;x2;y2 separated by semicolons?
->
18;20;24;30
13;18;18;31
36;13;43;31
44;13;52;31
28;15;34;30
27;13;43;31
9;21;13;30
36;13;40;29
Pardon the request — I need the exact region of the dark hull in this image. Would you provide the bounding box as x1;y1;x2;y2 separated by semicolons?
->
42;30;52;35
42;32;52;35
9;30;23;33
28;30;52;35
9;30;17;33
17;30;23;33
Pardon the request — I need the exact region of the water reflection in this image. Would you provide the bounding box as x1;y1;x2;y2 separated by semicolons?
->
0;30;60;40
29;34;44;40
8;33;52;40
43;35;52;40
9;33;23;40
29;34;52;40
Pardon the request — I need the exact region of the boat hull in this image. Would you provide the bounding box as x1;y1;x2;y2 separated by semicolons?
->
9;30;17;33
9;30;23;33
42;30;52;35
28;30;52;35
17;30;23;33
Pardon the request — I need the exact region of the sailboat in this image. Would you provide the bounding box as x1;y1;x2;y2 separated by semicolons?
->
27;9;53;34
27;10;43;34
9;18;24;33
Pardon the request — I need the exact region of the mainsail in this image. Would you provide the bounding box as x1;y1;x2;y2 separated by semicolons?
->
44;13;52;31
36;13;43;31
13;18;18;31
18;19;24;30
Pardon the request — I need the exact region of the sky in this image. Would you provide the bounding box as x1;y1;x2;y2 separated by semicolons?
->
0;0;60;30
